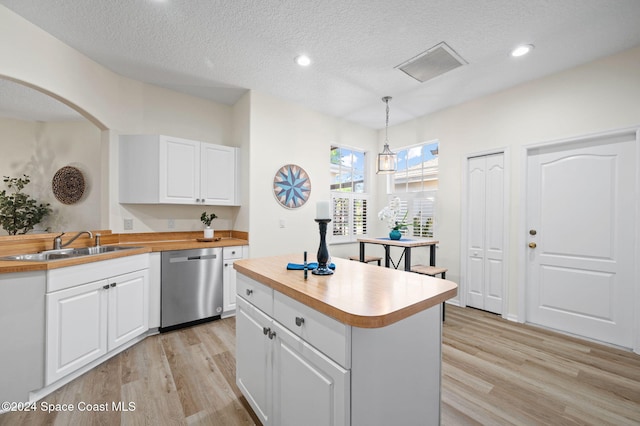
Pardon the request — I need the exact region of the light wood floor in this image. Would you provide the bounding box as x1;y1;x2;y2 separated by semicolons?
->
1;306;639;425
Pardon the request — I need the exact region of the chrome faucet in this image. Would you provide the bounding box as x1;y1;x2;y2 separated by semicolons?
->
53;231;93;250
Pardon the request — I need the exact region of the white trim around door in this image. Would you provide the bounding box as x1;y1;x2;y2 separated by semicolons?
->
519;126;640;353
460;147;510;319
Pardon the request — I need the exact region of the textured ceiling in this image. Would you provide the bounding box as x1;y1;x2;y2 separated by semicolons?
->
2;0;640;128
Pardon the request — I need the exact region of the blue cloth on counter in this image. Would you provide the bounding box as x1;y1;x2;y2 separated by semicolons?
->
287;262;336;270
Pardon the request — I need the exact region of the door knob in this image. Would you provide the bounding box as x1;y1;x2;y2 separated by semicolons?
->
529;242;537;249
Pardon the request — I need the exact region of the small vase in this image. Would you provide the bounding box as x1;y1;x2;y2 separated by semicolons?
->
389;229;402;240
204;227;214;239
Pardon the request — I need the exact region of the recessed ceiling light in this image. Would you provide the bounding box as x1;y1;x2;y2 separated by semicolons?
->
511;44;534;57
295;55;311;66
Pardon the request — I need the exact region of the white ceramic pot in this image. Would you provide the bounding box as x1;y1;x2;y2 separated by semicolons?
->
204;227;214;239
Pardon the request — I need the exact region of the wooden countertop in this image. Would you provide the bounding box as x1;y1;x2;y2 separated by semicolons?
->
233;254;458;329
0;237;248;274
118;237;248;252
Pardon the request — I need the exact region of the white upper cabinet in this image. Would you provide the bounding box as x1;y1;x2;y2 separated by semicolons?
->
119;134;240;205
200;143;238;205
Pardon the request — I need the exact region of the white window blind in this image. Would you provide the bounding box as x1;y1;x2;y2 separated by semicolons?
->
331;193;369;243
352;197;368;236
390;191;436;238
411;195;435;238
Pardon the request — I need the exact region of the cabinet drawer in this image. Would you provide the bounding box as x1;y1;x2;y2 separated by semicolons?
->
274;292;350;368
236;274;273;316
223;246;244;260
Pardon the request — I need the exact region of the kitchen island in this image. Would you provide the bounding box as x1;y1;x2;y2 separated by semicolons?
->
233;254;457;426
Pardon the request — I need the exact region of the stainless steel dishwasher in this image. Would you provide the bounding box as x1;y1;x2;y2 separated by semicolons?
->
160;247;223;331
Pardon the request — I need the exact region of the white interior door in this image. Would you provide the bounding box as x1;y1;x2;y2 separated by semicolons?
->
526;132;637;348
466;153;505;314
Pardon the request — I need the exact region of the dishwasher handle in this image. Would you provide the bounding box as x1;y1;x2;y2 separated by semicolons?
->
169;254;217;263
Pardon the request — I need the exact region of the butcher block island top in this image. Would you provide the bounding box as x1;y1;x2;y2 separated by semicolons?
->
233;254;457;328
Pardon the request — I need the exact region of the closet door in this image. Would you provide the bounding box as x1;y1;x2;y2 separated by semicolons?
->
466;153;504;314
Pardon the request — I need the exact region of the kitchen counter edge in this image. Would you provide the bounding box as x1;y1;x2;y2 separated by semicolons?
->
0;238;248;274
234;255;458;329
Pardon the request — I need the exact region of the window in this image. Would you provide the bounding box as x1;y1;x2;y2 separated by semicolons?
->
392;141;439;192
390;141;438;238
330;146;368;243
330;146;365;192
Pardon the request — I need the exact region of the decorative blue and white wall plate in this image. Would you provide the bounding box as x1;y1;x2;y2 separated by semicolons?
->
273;164;311;209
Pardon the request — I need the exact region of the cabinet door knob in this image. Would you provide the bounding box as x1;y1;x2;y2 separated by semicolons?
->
263;327;270;335
110;283;116;287
268;330;276;340
246;289;253;296
103;284;110;290
295;316;305;327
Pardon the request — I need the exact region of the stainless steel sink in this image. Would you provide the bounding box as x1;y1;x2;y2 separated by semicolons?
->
2;252;73;261
70;246;139;256
1;246;141;261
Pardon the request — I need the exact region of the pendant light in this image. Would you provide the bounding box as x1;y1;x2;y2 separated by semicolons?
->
376;96;397;174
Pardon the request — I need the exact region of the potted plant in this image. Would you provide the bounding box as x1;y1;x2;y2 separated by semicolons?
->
0;175;52;235
378;197;407;240
200;211;217;239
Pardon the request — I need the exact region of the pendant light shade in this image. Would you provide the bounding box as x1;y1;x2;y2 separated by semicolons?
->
376;96;397;174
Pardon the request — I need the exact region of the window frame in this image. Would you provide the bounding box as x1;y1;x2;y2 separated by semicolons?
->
386;140;439;238
329;145;369;244
390;140;439;193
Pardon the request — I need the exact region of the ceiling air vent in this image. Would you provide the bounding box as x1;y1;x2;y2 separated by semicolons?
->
396;42;467;83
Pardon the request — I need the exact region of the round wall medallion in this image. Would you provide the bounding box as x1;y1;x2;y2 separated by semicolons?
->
273;164;311;209
52;166;85;205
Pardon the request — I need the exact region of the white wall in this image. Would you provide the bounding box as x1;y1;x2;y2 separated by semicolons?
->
110;84;238;233
0;5;241;234
0;117;101;233
384;45;640;318
248;91;377;258
232;91;251;235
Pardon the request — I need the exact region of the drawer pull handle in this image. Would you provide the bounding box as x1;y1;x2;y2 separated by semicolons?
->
263;327;270;335
268;330;276;340
246;289;253;296
295;317;305;327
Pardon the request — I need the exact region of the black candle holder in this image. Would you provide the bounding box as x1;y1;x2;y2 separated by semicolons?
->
312;219;333;275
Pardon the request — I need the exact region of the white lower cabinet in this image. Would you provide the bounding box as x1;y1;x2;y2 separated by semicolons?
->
236;282;349;426
272;321;349;426
223;246;248;315
46;279;108;384
236;297;272;424
108;270;149;350
45;256;149;385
